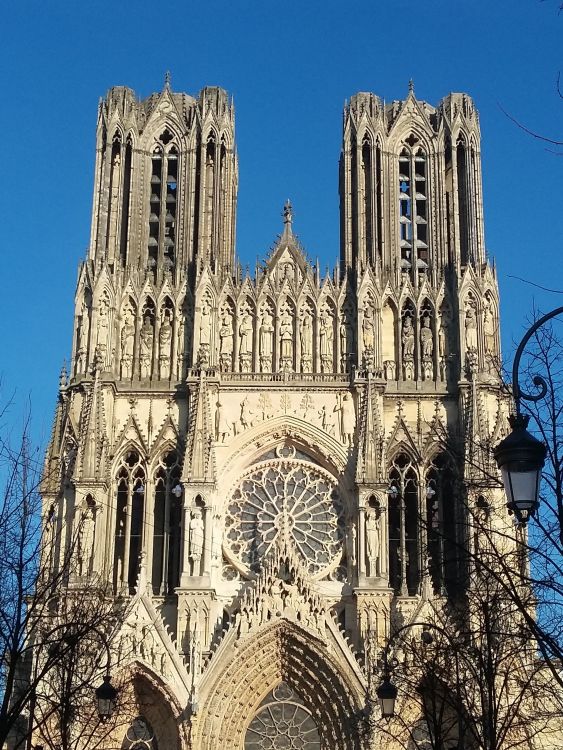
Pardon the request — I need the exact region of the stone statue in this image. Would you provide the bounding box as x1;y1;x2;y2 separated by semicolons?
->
240;396;253;430
319;308;333;372
362;303;375;352
215;401;230;443
239;310;252;354
199;299;211;346
366;510;380;577
402;313;415;359
139;315;153;379
78;505;95;576
340;314;355;371
259;309;274;371
483;299;496;355
189;509;205;575
347;521;357;567
465;302;478;351
300;309;313;372
336;393;355;446
279;309;293;370
96;297;109;359
420;314;433;358
159;312;172;379
219;309;234;371
120;312;135;379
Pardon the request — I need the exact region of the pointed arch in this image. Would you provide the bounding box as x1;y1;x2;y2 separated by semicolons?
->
113;448;147;594
150;449;181;594
387;451;420;596
195;621;364;750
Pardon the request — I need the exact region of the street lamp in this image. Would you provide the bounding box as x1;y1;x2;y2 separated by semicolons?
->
375;621;453;720
95;674;118;720
493;414;546;522
376;672;397;719
493;308;562;522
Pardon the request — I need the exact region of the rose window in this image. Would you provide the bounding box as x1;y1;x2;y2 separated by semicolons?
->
224;454;343;578
245;683;321;749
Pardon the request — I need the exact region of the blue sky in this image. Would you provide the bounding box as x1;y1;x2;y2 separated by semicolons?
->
1;0;563;446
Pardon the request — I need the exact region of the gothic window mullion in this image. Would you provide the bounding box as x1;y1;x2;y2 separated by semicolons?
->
160;477;172;595
158;153;169;279
122;479;133;589
437;479;446;595
399;477;407;596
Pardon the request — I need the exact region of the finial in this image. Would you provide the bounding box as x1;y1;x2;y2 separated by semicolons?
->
59;362;67;390
283;199;293;227
164;71;171;90
408;79;415;95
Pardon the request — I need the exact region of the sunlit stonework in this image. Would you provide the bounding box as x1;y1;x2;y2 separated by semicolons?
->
39;77;511;749
225;456;343;577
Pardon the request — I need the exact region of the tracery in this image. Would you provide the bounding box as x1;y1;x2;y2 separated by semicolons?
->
224;447;344;578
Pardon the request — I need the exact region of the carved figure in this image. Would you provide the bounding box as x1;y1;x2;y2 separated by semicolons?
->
402;314;415;359
439;306;450;358
215;401;230;443
189;509;204;574
96;297;109;360
239;310;252;354
465;302;478;351
219;309;234;371
78;505;95;576
120;312;135;378
319;308;333;372
347;521;357;567
362;303;375;352
199;298;211;348
259;309;274;371
420;314;433;358
240;396;253;430
483;299;496;355
366;510;380;577
279;309;293;370
159;312;172;379
318;405;334;435
336;393;355;446
139;316;154;379
300;309;313;361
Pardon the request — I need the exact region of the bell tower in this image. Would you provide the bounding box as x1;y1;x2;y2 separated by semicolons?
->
340;85;485;282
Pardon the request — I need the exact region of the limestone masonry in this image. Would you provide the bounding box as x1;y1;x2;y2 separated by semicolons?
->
42;78;508;749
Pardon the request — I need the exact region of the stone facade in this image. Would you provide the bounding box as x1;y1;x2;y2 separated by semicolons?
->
42;79;511;749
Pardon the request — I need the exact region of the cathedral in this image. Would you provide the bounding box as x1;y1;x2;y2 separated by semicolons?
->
41;78;509;749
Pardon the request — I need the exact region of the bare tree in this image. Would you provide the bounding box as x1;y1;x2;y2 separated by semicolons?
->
0;404;133;750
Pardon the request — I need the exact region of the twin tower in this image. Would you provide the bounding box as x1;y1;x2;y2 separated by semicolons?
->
44;79;504;750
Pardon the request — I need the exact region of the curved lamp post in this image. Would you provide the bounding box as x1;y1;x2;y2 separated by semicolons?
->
492;308;563;522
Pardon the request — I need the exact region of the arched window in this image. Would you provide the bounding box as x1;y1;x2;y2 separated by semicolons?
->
245;683;320;749
152;451;181;595
107;134;122;255
457;136;470;266
425;454;458;596
114;450;145;593
120;136;133;267
398;143;429;278
362;135;373;262
147;132;178;279
388;453;420;596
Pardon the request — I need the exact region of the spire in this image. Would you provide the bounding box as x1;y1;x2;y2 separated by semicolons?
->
356;376;383;485
181;373;215;484
164;71;171;90
408;79;415;95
